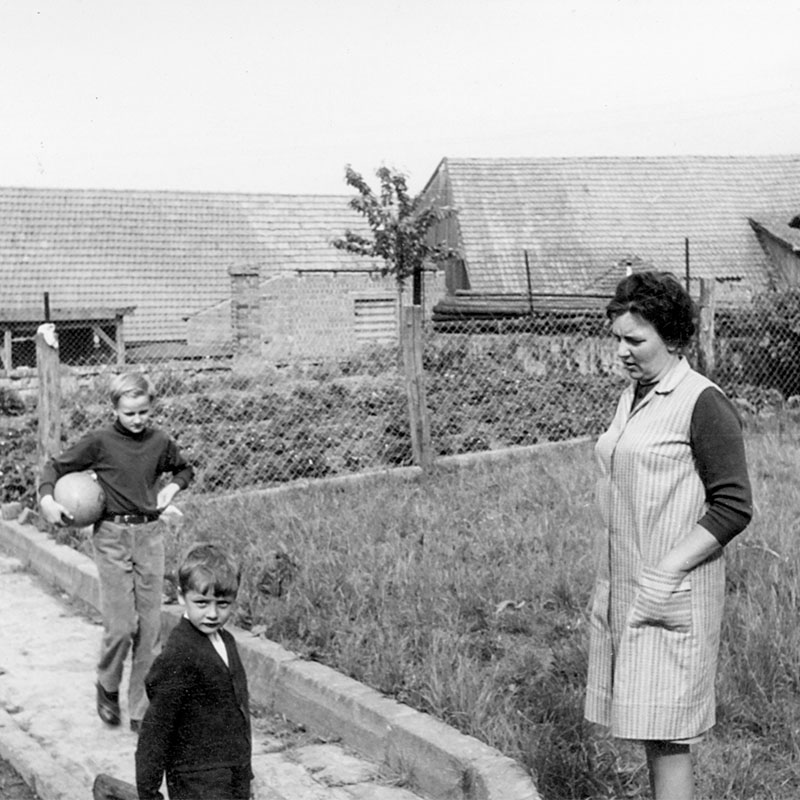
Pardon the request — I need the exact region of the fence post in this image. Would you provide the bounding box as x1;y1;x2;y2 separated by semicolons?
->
35;323;61;478
1;328;11;375
696;278;716;378
400;306;432;470
115;312;126;366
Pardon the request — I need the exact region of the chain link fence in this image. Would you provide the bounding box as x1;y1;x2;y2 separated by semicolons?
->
3;281;800;508
423;314;624;456
41;338;409;496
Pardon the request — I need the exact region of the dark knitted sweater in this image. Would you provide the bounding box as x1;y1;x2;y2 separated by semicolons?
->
39;420;193;516
135;618;252;799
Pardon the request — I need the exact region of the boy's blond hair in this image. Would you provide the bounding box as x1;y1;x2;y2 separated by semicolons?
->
109;373;154;407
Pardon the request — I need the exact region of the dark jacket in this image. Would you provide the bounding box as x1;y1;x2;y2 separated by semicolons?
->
135;618;251;800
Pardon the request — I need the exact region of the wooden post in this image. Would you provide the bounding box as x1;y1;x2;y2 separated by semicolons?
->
36;323;61;476
1;328;11;375
115;313;126;365
685;237;690;294
524;249;535;319
400;305;432;470
696;278;716;378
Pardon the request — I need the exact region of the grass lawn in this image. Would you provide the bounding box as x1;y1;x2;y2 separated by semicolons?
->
170;428;800;800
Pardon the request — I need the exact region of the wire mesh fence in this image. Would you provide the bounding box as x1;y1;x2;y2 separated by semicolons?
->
43;342;411;496
4;281;800;509
423;317;625;456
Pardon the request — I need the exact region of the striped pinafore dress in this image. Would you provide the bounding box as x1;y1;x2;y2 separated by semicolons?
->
584;357;726;741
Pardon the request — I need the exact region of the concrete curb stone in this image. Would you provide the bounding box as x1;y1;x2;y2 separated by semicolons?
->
0;518;542;800
0;707;88;800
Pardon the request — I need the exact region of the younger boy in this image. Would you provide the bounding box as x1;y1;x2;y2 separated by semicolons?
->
135;542;252;800
38;372;193;731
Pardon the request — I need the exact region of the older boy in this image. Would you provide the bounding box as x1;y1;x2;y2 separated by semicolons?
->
136;543;252;800
39;372;193;731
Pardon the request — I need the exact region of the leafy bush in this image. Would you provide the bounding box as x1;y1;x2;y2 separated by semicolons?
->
0;419;38;507
0;387;26;416
339;343;399;377
1;333;623;503
718;288;800;397
0;362;620;505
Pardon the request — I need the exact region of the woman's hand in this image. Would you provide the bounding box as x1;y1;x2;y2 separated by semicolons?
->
656;525;721;574
629;565;691;632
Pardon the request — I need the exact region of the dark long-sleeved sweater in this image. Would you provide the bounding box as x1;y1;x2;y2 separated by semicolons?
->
684;386;751;546
38;420;193;516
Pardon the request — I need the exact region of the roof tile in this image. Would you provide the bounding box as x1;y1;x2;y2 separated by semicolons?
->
0;188;380;341
423;156;800;298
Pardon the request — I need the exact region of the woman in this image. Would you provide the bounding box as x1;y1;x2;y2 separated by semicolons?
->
585;271;752;799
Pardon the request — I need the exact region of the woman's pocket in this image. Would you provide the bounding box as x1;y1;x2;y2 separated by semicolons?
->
628;565;692;633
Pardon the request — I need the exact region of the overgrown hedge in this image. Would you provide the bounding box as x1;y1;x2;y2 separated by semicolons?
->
716;287;800;398
3;306;800;509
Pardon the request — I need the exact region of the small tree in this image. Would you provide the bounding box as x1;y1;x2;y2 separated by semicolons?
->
332;165;457;306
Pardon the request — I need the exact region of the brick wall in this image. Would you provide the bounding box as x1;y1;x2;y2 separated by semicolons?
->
261;272;396;360
189;266;447;361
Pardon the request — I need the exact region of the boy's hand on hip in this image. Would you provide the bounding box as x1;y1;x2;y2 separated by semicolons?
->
156;482;180;511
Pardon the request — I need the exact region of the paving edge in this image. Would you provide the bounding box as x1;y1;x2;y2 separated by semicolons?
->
0;519;542;800
0;706;88;800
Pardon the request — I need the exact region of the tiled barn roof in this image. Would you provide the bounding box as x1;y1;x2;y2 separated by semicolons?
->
421;156;800;299
0;188;380;342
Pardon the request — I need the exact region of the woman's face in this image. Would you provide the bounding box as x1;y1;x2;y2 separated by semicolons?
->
611;311;677;383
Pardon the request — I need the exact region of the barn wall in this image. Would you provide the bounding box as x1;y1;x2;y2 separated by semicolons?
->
422;268;447;317
186;302;233;347
756;234;800;288
191;268;446;361
420;164;466;295
260;272;397;360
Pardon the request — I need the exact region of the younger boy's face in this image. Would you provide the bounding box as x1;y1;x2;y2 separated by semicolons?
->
179;588;236;635
114;394;152;434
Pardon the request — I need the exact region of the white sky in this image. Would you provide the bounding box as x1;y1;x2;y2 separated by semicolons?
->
2;0;799;196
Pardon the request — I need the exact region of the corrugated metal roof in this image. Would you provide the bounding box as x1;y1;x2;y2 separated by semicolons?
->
422;156;800;296
0;188;381;342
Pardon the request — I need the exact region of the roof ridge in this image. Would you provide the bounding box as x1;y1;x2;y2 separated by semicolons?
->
442;153;800;165
0;186;353;200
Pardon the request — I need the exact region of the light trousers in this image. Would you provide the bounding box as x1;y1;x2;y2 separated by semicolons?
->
92;519;164;722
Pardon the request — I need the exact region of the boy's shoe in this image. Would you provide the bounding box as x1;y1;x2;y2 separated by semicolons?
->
130;719;141;734
96;682;121;726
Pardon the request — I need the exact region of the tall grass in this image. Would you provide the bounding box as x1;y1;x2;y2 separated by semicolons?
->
172;428;800;799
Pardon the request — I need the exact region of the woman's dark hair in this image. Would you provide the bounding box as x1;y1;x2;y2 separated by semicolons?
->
606;271;696;348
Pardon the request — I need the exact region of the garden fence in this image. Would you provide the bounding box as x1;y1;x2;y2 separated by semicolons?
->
9;279;800;505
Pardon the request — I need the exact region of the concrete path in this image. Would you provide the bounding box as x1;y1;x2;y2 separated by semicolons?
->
0;552;422;800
